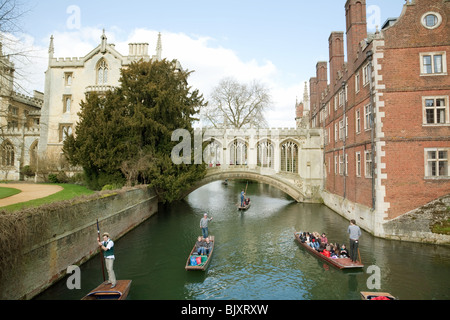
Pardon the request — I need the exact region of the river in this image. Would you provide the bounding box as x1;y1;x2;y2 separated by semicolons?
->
36;181;450;300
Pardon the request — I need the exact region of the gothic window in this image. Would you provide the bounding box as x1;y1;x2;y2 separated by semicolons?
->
63;95;72;113
59;124;73;142
1;141;15;167
281;140;298;173
204;140;222;166
65;72;73;86
97;59;108;85
229;139;247;165
257;140;274;169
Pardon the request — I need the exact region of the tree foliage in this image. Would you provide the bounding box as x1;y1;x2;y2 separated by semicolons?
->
63;59;207;202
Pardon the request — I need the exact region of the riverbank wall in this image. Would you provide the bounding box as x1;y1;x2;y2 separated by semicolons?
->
0;186;158;300
322;190;450;245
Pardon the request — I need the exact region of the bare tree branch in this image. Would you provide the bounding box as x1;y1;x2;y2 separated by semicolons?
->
202;77;272;129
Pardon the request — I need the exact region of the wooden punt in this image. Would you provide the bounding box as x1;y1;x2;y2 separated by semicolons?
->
238;201;251;210
185;236;215;271
82;280;132;300
294;233;364;269
360;291;396;300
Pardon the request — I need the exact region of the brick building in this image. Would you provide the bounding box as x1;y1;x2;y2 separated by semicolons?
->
304;0;450;236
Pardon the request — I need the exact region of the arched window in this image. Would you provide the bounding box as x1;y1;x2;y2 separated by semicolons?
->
281;140;298;173
257;139;274;169
97;59;108;84
59;125;73;142
204;139;222;166
229;139;247;165
1;141;15;167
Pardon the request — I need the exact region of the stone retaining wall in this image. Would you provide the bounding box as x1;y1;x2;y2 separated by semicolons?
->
0;186;158;300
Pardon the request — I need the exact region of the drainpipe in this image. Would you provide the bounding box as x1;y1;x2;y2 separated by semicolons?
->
322;103;326;190
366;50;376;210
341;81;347;199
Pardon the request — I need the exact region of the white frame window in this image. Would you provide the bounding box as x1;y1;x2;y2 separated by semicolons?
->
355;109;361;134
421;12;442;30
362;63;370;86
339;154;344;175
425;148;449;178
334;123;338;142
355;72;360;93
334;155;338;175
420;52;447;76
423;96;449;125
356;152;361;177
364;104;372;130
364;150;372;178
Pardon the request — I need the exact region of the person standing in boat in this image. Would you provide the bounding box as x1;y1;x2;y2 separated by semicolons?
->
98;232;117;288
200;213;213;238
240;189;246;207
347;220;361;263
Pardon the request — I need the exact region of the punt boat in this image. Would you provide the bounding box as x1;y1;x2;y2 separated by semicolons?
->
185;236;215;271
294;232;364;269
82;280;132;300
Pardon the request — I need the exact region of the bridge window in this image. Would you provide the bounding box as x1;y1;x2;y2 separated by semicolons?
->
257;140;274;169
204;140;222;166
230;140;247;165
281;141;298;173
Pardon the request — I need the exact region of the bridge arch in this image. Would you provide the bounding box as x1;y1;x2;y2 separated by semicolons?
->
181;169;305;202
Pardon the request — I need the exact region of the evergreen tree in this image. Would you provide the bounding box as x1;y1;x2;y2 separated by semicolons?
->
63;59;207;202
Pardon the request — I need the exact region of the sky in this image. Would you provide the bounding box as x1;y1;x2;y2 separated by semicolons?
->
5;0;406;128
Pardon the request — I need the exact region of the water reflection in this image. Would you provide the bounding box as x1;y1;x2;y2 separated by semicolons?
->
36;181;450;300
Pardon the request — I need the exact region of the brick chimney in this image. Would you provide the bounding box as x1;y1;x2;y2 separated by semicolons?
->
316;61;328;95
329;32;345;86
345;0;367;70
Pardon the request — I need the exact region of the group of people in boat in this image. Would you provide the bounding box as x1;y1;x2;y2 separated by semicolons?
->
194;236;213;256
296;231;350;259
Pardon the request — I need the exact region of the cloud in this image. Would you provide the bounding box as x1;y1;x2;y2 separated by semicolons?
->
13;27;301;127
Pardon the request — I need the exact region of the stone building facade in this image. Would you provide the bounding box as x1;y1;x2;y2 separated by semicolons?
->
37;31;168;164
303;0;450;237
0;47;43;180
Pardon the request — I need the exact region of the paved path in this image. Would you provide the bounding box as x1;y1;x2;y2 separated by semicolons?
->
0;184;63;207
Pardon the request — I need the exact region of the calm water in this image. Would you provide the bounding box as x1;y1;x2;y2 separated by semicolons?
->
36;181;450;300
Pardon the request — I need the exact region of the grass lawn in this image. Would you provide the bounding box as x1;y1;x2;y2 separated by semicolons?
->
0;187;22;199
1;184;95;212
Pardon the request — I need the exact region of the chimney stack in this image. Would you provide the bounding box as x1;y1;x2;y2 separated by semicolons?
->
345;0;368;70
329;32;345;86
